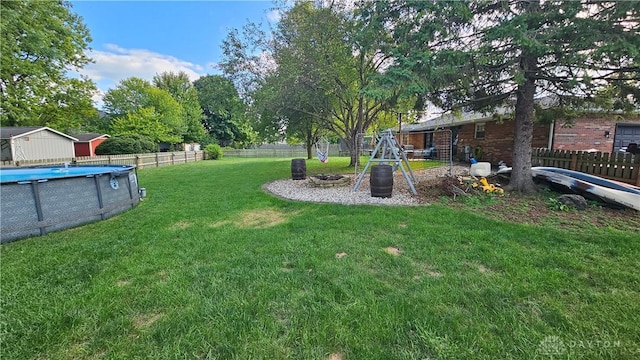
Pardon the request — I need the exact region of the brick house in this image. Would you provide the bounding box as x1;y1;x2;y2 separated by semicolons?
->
551;115;640;153
399;112;551;165
399;109;640;165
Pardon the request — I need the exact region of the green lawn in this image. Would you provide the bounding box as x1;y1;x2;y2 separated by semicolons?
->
2;158;639;359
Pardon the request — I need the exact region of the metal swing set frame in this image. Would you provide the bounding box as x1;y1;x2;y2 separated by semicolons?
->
352;129;418;195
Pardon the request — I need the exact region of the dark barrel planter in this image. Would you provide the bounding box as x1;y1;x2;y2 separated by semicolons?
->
370;164;393;198
291;158;307;180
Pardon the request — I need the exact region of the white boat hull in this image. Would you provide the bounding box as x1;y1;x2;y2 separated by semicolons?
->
497;167;640;211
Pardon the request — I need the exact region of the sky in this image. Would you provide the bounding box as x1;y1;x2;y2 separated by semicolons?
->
70;1;280;106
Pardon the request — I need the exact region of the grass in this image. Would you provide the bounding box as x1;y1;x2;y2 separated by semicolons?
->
1;157;639;359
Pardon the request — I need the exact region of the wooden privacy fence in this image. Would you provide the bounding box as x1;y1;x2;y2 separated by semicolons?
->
2;151;205;169
531;148;640;186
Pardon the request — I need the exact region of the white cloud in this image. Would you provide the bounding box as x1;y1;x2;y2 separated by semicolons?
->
266;9;281;23
78;44;206;94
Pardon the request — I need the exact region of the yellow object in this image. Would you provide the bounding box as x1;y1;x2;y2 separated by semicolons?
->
473;177;504;194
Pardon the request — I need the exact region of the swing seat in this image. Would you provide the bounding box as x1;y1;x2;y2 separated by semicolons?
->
316;139;330;163
317;152;328;163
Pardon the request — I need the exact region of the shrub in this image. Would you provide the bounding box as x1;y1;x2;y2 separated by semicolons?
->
547;197;570;212
95;134;157;155
205;144;223;160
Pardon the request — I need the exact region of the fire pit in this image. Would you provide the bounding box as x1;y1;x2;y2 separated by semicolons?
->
308;174;351;188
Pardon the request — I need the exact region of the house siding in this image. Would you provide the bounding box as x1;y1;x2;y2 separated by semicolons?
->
402;121;550;164
407;133;424;148
1;140;11;161
74;143;92;157
552;115;640;153
74;138;107;157
456;120;550;165
90;138;107;156
13;129;75;161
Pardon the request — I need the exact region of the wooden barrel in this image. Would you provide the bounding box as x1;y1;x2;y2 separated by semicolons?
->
370;165;393;198
291;158;306;180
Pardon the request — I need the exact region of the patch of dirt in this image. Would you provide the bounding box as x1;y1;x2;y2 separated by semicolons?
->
210;209;299;229
282;262;294;272
477;264;491;274
157;270;168;283
414;269;443;280
415;176;640;231
463;261;494;275
66;339;90;358
385;247;402;256
425;270;442;277
335;252;347;259
169;221;191;230
238;208;295;229
116;279;130;286
210;220;232;228
328;352;343;360
132;312;163;330
415;262;443;279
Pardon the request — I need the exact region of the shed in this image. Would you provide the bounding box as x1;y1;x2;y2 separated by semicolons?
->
0;127;78;164
72;133;110;157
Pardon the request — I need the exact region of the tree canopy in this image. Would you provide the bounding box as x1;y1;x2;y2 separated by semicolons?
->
0;0;97;130
153;71;207;143
193;75;255;148
368;0;640;192
220;1;405;164
103;77;187;145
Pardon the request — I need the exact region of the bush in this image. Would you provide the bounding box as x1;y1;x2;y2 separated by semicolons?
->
95;134;157;155
205;144;223;160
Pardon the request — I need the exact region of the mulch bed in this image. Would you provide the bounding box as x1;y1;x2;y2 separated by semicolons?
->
415;175;640;232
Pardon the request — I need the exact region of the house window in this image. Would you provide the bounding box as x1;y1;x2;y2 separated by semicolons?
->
475;123;486;139
402;134;409;145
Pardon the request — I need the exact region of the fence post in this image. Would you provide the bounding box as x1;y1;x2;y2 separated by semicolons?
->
136;155;141;169
155;153;159;167
570;153;577;170
171;153;175;165
634;155;640;187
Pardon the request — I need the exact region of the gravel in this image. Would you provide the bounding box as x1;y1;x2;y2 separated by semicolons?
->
263;165;469;206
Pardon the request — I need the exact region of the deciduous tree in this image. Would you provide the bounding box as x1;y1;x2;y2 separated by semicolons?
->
0;0;97;128
153;71;206;143
221;1;399;165
193;75;254;147
103;77;187;145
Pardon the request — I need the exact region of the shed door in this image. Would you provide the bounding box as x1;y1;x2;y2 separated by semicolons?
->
613;124;640;152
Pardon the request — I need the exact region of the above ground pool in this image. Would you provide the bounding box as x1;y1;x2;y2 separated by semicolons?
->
1;165;141;243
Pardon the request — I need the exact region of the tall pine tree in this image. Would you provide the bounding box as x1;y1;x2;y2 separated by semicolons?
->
369;0;639;192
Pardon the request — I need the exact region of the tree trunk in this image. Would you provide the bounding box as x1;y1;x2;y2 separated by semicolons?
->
350;96;365;167
508;60;538;193
348;132;358;167
305;128;314;160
